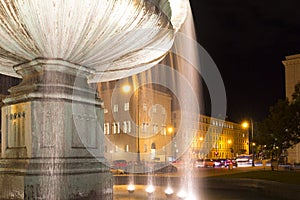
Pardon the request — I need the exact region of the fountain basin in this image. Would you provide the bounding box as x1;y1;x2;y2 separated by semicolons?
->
113;175;300;200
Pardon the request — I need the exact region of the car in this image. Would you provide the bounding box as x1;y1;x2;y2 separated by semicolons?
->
110;168;125;174
195;159;216;168
223;159;238;168
236;155;253;166
214;159;226;168
112;160;128;170
153;164;178;173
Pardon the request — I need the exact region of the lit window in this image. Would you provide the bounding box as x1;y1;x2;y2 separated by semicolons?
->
143;103;147;112
117;122;120;134
112;122;117;134
103;123;106;135
123;121;127;133
113;104;118;112
142;122;149;133
127;121;131;133
125;144;129;152
124;102;129;111
104;123;110;135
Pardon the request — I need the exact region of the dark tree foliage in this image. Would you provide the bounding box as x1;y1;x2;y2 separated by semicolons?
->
256;83;300;154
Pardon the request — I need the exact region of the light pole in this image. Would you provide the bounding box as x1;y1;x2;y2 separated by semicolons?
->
242;119;255;167
136;88;140;163
166;126;174;163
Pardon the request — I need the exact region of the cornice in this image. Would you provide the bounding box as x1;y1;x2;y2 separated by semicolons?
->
282;59;300;67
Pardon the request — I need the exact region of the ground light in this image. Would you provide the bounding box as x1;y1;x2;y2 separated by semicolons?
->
177;190;187;199
127;184;135;193
164;187;174;198
185;194;198;200
145;184;155;195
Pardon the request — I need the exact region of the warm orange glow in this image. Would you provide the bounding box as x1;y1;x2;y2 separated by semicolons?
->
199;137;203;141
228;139;232;144
241;121;249;129
252;142;256;146
122;85;131;93
167;126;174;134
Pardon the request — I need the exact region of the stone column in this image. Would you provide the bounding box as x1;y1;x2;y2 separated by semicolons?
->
0;58;112;199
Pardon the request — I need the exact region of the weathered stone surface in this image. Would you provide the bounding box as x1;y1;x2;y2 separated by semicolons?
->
0;60;112;199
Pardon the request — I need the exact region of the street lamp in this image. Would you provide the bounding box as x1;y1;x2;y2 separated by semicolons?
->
242;119;255;167
165;126;174;163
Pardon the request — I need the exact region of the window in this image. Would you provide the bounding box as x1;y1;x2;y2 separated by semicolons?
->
125;144;129;152
123;121;131;133
104;109;108;114
113;104;118;113
123;121;127;133
104;123;110;135
127;121;131;133
112;122;117;134
142;122;149;133
124;102;129;111
116;122;120;134
143;103;147;112
152;105;157;113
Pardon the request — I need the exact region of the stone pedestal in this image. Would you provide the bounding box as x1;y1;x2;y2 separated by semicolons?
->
0;59;112;199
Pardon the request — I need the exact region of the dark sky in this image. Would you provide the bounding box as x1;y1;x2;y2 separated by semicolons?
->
189;0;300;122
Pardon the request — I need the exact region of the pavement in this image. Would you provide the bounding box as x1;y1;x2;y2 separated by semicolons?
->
113;165;300;200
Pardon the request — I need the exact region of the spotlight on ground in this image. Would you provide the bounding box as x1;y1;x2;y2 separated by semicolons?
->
177;190;187;199
164;187;174;198
127;184;135;193
145;184;155;195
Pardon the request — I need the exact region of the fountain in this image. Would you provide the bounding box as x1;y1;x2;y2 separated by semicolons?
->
0;0;189;199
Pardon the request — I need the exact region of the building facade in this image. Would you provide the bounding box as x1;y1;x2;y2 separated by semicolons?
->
172;110;249;160
98;81;173;163
98;80;249;163
282;54;300;163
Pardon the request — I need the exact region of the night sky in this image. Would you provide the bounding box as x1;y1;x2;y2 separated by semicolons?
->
189;0;300;122
1;1;300;124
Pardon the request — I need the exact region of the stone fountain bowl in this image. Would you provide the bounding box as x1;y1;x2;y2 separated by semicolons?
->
0;0;188;82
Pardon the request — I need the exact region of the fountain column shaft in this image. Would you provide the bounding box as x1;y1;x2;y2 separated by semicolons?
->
0;59;112;199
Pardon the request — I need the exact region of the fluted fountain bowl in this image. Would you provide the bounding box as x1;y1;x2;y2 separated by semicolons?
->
0;0;188;82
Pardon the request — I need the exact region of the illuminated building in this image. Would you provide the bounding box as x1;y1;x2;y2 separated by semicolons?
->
172;110;249;160
98;81;173;162
282;54;300;163
98;80;249;162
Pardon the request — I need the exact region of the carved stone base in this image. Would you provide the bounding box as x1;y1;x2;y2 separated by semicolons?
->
0;59;113;199
0;158;112;200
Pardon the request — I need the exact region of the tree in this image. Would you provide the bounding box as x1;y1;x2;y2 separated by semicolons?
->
256;83;300;158
288;83;300;146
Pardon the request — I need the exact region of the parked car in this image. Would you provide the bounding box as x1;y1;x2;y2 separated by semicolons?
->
195;159;216;168
153;164;178;173
112;160;128;170
223;159;238;168
236;155;252;166
110;168;125;174
214;159;226;167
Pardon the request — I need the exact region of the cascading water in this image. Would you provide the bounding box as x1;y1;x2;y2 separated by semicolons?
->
105;1;228;199
0;0;189;199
